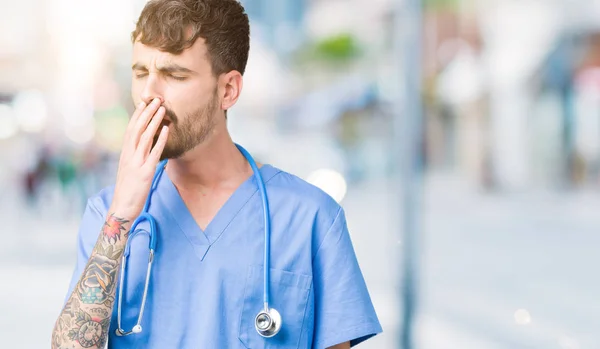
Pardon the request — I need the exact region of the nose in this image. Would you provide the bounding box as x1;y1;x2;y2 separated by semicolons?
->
140;75;164;105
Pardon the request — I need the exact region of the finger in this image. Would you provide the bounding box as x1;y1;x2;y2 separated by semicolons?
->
132;98;162;143
136;106;166;159
130;102;147;125
147;125;169;165
121;102;146;148
131;98;162;147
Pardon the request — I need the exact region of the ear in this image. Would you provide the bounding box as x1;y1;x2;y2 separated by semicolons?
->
219;71;243;112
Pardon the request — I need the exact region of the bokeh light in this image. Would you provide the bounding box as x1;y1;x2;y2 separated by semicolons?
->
12;90;48;133
0;104;19;140
514;309;532;325
306;168;348;203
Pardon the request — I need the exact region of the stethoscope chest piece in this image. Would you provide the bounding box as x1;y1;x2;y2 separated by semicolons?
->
255;307;282;338
115;325;142;337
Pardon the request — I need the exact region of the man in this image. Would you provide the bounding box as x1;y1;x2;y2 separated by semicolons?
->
52;0;382;348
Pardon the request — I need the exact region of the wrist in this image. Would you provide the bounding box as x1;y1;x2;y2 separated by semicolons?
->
100;207;137;246
107;205;139;223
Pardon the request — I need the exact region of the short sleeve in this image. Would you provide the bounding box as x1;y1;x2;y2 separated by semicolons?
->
312;208;382;348
63;199;106;304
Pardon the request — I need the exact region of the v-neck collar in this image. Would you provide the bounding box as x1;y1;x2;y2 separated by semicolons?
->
156;164;280;260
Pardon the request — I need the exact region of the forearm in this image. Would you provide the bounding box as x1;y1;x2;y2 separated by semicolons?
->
52;210;134;349
328;342;350;349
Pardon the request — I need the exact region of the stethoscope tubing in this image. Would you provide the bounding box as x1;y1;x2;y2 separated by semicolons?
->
115;145;281;338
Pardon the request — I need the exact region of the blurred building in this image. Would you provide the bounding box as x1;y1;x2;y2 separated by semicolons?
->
4;0;600;195
241;0;307;56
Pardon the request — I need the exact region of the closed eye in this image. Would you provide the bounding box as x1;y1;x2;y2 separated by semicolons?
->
168;75;187;81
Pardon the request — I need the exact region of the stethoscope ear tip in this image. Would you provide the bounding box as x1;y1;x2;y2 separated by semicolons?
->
132;325;143;333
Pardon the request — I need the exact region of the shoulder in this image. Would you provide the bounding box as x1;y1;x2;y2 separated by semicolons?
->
74;184;115;256
266;165;342;218
86;184;116;215
265;166;345;252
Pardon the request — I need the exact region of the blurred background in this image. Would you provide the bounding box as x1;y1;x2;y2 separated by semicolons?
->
1;0;599;348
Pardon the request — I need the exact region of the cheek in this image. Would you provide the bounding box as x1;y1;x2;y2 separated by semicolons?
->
131;79;144;103
165;86;207;112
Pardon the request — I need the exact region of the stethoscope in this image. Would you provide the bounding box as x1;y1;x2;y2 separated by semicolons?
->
115;144;282;338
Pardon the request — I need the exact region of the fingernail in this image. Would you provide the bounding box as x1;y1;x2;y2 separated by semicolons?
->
138;102;145;108
153;97;161;104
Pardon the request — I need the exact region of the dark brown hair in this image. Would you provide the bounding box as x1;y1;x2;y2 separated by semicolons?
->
132;0;250;76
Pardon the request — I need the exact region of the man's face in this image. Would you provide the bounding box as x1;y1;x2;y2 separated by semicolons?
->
131;37;220;159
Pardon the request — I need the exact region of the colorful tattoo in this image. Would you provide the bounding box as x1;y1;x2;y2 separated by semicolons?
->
78;253;119;304
102;213;129;244
53;213;129;349
66;305;110;348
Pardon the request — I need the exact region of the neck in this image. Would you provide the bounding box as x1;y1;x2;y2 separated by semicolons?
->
165;125;252;192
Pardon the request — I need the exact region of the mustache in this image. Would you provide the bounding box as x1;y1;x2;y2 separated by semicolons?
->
162;105;178;124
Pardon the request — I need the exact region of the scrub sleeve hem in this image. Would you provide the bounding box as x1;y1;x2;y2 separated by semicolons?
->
314;322;383;349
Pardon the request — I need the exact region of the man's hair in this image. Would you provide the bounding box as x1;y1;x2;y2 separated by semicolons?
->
132;0;250;76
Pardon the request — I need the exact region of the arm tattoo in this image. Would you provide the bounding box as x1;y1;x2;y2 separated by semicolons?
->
66;299;110;348
53;299;111;348
77;252;119;305
102;213;129;244
78;214;128;304
53;213;130;349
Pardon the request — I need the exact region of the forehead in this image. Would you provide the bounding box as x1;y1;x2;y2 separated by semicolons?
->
132;37;210;71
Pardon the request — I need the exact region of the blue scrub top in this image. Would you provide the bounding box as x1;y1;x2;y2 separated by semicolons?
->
66;163;382;348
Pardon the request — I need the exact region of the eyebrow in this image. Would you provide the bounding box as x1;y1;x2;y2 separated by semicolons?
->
131;62;195;74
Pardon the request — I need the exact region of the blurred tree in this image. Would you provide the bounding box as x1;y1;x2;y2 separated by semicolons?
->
292;32;362;68
313;33;361;62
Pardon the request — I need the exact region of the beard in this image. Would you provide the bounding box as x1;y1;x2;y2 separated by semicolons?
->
153;91;219;160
